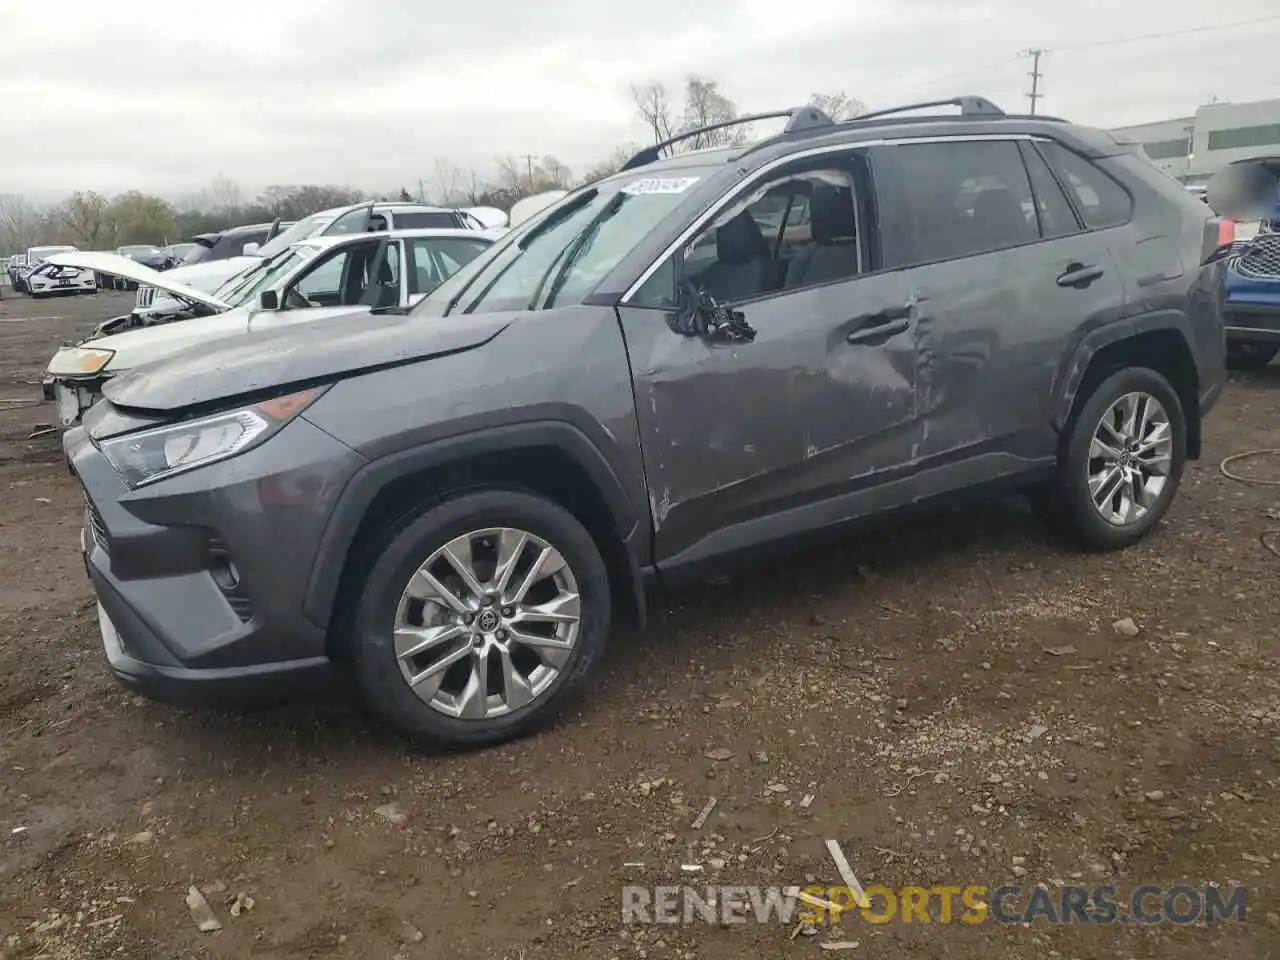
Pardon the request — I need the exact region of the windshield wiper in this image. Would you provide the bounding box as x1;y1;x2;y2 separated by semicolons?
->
516;189;597;250
537;194;626;310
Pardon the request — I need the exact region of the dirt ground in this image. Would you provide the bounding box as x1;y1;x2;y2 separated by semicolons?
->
1;289;1278;960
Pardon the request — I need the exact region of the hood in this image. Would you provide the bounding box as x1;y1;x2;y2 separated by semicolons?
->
103;308;515;413
151;256;258;294
48;252;230;311
68;308;254;368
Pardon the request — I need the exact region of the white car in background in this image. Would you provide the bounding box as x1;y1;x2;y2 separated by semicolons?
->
133;202;504;322
44;228;495;424
23;245;96;298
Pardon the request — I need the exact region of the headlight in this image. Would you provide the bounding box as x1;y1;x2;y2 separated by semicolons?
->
48;347;115;377
98;387;325;488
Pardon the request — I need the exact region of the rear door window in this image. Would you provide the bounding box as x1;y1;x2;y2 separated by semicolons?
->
882;139;1041;267
1018;142;1081;239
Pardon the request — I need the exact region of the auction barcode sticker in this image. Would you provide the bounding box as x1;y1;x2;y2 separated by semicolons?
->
621;177;701;196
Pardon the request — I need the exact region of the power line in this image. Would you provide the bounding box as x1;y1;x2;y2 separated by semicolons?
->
882;14;1280;104
1049;13;1280;53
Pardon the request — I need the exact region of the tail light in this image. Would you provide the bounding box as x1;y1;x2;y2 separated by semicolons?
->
1218;219;1236;246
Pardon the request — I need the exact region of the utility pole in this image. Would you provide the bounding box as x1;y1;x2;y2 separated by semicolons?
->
1020;47;1044;115
417;178;425;203
523;154;536;192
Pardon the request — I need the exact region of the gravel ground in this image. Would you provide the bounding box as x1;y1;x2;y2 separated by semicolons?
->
1;290;1278;959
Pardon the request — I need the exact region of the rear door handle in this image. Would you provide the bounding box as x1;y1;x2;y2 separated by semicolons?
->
1056;263;1104;288
847;305;911;344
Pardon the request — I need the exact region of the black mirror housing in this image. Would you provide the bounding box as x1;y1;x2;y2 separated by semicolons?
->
259;289;279;311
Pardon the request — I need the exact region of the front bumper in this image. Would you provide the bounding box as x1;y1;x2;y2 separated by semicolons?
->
1224;301;1280;344
64;415;365;706
47;377;104;425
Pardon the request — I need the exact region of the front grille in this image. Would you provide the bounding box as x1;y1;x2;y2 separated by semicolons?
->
84;493;109;554
135;286;156;308
1235;234;1280;280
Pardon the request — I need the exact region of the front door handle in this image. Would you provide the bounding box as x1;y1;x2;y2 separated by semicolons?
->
847;305;911;344
1056;263;1104;288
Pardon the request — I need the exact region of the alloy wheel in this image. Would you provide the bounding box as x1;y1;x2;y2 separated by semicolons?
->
1086;391;1174;526
392;527;581;719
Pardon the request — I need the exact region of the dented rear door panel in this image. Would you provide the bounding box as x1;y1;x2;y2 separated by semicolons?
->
616;267;920;566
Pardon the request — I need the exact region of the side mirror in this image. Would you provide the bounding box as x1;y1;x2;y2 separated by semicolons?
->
408;292;428;306
259;290;279;311
242;242;261;256
1206;160;1280;220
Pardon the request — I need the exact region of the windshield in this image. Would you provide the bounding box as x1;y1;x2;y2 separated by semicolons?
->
28;245;75;261
256;213;336;259
421;169;714;316
215;244;318;307
119;245;161;256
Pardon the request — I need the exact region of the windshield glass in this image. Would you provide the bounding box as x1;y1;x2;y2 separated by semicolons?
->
215;245;318;307
256;213;336;259
420;168;715;316
119;245;161;255
28;246;75;261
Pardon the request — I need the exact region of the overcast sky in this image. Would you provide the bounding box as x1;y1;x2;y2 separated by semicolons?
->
2;0;1279;202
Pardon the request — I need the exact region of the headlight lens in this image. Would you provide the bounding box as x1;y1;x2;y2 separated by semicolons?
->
99;387;324;488
48;347;115;377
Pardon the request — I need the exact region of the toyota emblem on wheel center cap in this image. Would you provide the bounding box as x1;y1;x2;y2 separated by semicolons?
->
476;608;501;633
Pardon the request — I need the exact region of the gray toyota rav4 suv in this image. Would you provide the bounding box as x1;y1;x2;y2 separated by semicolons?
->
66;96;1227;747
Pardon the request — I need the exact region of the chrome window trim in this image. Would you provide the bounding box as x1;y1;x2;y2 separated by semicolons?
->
620;133;1049;303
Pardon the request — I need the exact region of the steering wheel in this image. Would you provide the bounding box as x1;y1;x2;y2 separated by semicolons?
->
285;287;318;310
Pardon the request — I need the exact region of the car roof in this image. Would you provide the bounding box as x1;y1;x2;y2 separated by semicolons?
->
293;228;497;252
315;201;467;218
624;96;1121;180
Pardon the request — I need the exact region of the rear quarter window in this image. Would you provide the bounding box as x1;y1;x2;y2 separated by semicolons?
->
1038;142;1133;230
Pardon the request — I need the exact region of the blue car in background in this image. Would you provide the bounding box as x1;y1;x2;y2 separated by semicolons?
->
1222;162;1280;369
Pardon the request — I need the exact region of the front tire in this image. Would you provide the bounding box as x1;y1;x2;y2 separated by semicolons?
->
1037;366;1186;551
349;490;611;748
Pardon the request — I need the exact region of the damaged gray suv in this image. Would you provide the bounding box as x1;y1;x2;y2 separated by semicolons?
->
66;96;1227;747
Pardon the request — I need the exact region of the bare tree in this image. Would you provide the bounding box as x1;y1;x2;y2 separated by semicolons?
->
682;76;746;149
56;192;111;248
106;191;179;245
0;193;42;252
809;91;866;121
540;156;573;189
206;174;243;218
630;80;675;145
431;160;489;206
580;145;635;185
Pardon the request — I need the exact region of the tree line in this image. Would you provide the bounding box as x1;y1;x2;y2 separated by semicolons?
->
0;79;862;255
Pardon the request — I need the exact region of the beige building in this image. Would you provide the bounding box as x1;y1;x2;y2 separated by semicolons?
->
1112;97;1280;185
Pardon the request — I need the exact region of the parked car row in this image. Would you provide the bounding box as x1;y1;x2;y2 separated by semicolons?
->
50;105;1267;749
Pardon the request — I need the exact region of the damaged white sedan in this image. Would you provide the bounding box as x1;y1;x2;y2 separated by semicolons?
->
44;227;494;425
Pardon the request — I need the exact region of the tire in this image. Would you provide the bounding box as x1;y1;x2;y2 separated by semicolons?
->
1037;366;1187;551
348;489;611;748
1226;342;1278;371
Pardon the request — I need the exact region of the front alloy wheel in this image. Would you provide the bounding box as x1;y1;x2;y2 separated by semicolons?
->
350;489;610;747
394;528;581;719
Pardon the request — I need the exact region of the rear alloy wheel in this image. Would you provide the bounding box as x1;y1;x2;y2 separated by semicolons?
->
1226;342;1278;371
351;491;610;747
1038;367;1186;551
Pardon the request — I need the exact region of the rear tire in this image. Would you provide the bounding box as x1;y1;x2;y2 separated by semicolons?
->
348;490;611;748
1226;342;1278;371
1036;366;1186;551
